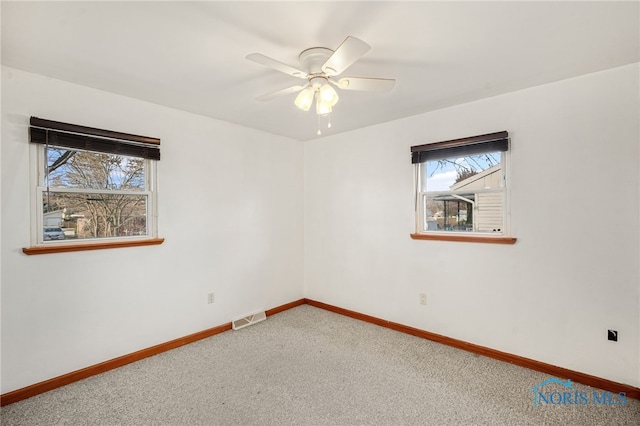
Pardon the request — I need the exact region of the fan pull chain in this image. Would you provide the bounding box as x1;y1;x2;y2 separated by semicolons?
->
316;113;334;135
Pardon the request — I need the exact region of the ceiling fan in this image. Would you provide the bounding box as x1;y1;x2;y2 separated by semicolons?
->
246;36;395;133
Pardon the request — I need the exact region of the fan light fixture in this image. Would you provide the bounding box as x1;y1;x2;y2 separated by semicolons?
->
318;83;339;108
294;87;314;112
294;79;338;135
316;95;332;115
246;36;396;136
295;80;339;116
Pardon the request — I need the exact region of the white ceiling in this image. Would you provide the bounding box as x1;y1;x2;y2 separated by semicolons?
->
2;1;639;141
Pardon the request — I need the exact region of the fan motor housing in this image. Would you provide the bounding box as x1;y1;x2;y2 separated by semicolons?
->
299;47;334;75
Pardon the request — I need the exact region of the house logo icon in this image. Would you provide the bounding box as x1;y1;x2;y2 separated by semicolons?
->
529;377;627;407
530;378;573;407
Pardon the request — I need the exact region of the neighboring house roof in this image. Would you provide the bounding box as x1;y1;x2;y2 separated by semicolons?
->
43;210;64;222
449;164;501;191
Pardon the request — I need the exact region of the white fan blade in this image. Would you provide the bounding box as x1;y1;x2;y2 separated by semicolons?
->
322;36;371;76
334;77;395;92
255;85;307;101
246;53;308;79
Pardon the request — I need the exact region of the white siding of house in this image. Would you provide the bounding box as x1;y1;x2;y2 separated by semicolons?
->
43;210;63;227
475;192;503;232
450;164;501;191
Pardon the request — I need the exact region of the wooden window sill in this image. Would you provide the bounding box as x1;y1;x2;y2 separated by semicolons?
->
22;238;165;255
410;233;516;244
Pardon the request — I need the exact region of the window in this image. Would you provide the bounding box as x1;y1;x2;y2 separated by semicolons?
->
411;131;515;243
27;117;161;251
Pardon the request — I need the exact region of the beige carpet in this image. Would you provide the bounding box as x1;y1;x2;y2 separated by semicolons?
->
1;305;639;425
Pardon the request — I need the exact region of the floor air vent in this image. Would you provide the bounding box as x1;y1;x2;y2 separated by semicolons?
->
232;310;266;330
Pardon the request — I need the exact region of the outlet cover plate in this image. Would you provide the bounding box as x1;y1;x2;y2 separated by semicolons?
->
419;293;427;305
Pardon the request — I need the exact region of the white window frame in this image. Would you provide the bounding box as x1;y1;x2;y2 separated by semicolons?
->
29;143;159;247
410;131;514;243
415;152;510;236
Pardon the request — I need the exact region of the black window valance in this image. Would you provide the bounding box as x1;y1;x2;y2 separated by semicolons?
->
29;117;161;160
411;131;508;164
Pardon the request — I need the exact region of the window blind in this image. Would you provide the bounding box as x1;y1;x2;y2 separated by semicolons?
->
29;117;161;160
411;131;508;164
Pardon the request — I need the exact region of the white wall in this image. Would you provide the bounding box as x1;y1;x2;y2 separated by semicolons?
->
2;63;639;395
304;63;640;387
1;67;304;394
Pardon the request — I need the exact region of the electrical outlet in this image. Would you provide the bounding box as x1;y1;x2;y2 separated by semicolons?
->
607;330;618;342
207;292;215;304
419;292;427;306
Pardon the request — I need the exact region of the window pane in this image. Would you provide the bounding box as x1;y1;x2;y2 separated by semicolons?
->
423;151;502;192
424;196;474;232
42;192;147;240
423;193;503;233
46;146;145;191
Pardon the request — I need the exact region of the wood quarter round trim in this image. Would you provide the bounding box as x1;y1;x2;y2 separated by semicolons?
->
23;238;165;255
410;233;517;244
